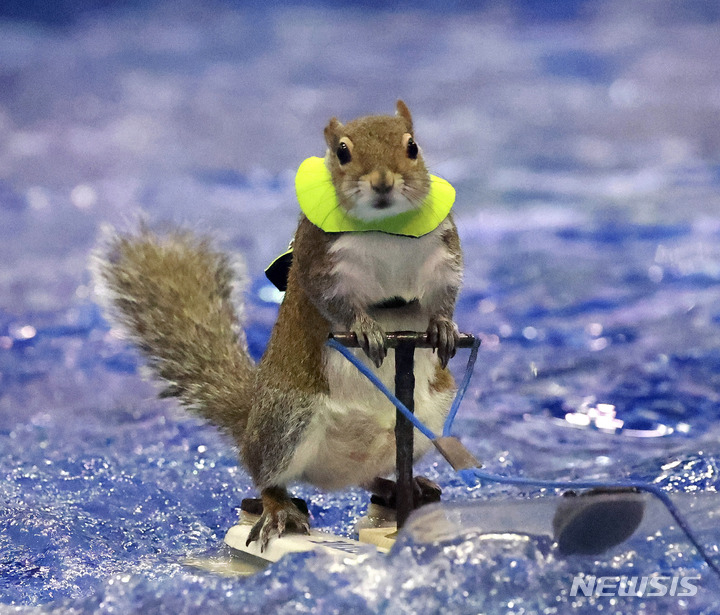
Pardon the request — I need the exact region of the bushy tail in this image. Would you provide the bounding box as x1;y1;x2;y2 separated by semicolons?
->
94;227;254;439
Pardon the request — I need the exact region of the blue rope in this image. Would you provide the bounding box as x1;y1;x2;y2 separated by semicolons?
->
327;336;480;439
325;337;720;579
326;338;437;440
443;337;481;437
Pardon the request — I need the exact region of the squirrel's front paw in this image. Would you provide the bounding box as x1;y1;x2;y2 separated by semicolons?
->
245;499;310;552
427;316;459;369
351;315;387;368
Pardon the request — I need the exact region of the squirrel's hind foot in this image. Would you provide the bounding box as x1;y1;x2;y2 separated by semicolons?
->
368;475;442;510
245;486;310;551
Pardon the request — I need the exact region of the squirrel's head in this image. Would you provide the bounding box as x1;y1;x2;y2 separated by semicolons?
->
323;100;431;222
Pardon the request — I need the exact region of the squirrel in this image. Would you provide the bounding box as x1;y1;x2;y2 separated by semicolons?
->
94;100;463;550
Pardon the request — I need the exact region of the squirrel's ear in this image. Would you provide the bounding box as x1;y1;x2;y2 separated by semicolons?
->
396;100;413;132
324;117;344;148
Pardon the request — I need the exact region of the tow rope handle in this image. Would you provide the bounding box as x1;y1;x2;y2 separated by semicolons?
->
328;331;481;527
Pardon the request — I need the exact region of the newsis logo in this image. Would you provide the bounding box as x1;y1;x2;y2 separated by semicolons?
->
570;575;700;598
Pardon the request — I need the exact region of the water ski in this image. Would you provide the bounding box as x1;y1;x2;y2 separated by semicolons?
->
224;500;392;567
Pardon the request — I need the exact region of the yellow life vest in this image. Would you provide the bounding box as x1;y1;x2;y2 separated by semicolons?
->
295;156;455;237
265;157;456;291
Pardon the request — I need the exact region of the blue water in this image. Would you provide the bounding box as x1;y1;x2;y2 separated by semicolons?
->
2;1;720;612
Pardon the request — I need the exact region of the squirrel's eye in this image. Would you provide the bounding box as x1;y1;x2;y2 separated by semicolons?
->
336;142;352;165
406;137;419;160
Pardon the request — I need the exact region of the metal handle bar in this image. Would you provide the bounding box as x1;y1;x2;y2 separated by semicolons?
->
329;331;477;349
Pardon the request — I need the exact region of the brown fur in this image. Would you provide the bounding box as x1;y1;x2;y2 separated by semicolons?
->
259;219;333;394
324;100;430;215
95;229;253;443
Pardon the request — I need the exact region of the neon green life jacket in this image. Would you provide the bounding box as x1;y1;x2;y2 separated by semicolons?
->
265;156;456;291
295;156;455;237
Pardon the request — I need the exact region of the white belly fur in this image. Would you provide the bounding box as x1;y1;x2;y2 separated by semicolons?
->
306;347;453;489
278;221;459;490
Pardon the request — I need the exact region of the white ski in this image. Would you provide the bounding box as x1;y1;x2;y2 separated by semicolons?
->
224;515;392;566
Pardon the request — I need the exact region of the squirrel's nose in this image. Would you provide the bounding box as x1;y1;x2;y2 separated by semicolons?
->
370;168;395;195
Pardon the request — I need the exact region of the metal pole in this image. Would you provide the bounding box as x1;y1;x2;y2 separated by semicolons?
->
394;339;416;529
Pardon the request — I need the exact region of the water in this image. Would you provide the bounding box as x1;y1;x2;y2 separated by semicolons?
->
1;0;720;612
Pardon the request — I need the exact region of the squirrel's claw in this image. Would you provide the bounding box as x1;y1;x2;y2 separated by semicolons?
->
245;500;310;552
427;316;459;369
351;315;387;368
